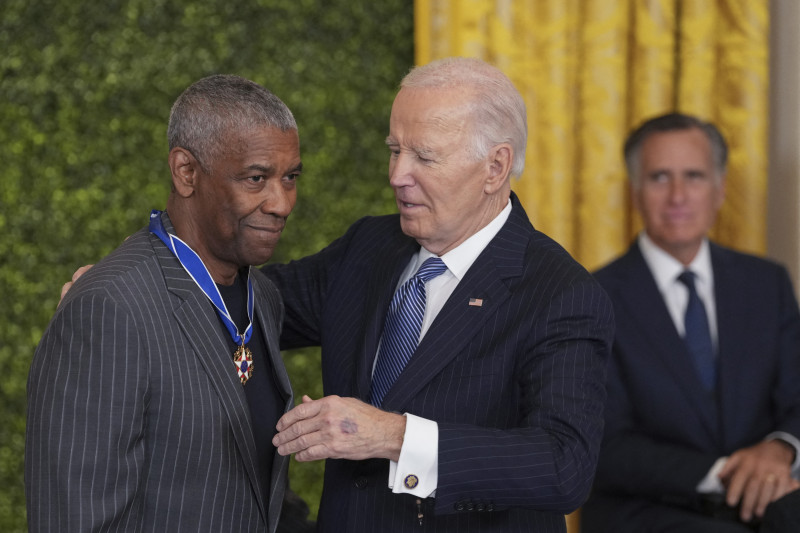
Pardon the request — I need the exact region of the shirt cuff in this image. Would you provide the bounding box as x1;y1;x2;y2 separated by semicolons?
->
766;431;800;475
696;456;728;494
387;413;438;497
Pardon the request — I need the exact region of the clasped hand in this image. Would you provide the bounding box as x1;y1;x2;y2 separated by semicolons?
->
272;395;406;463
719;439;800;522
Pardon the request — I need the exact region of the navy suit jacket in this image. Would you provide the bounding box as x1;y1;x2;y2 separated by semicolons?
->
27;213;293;532
583;241;800;531
264;194;614;532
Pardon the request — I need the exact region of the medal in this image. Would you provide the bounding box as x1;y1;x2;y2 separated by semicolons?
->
233;343;254;384
150;210;256;386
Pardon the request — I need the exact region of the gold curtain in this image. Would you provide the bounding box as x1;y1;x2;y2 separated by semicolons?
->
415;0;769;271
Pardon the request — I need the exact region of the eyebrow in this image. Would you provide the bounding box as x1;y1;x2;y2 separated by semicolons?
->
384;137;436;157
245;161;303;175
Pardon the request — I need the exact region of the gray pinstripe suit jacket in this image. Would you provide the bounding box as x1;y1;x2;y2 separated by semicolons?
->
26;212;293;532
265;193;614;532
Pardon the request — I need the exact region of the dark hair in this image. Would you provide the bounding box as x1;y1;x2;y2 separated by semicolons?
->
623;112;727;186
167;74;296;172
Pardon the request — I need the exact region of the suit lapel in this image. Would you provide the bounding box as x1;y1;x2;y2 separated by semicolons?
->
379;200;526;411
251;271;293;533
153;214;268;525
712;245;751;447
616;245;720;443
251;271;293;405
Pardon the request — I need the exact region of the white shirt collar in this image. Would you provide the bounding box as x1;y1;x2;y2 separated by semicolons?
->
638;232;713;290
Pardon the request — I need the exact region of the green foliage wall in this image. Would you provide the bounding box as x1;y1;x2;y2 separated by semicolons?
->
0;1;412;530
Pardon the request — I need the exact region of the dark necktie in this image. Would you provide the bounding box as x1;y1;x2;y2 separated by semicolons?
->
677;270;716;390
370;257;448;406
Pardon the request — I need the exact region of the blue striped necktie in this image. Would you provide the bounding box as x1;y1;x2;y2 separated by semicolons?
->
370;257;448;406
677;270;716;390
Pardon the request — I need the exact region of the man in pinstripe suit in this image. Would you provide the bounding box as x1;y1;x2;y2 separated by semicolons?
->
26;75;300;532
268;57;615;532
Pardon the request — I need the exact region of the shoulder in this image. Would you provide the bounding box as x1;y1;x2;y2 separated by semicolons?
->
339;214;405;247
503;195;600;289
591;244;642;287
505;227;612;318
250;267;281;307
709;245;800;321
276;214;409;273
710;241;789;275
59;227;163;310
710;242;796;298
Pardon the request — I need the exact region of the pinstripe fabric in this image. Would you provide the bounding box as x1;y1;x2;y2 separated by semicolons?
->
26;212;293;533
265;193;614;532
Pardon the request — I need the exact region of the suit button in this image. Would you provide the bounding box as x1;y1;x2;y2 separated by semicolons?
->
454;501;465;511
354;477;368;489
476;503;485;512
486;504;494;512
466;502;474;511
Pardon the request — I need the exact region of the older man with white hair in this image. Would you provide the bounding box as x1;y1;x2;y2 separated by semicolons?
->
268;57;614;533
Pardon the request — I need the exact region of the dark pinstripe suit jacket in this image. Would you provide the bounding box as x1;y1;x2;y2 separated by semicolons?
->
264;193;614;532
26;213;293;532
583;242;800;532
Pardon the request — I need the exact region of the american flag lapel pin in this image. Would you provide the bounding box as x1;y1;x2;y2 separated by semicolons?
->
468;298;483;307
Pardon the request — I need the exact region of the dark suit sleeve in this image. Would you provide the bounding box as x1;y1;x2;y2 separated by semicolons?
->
771;267;800;442
26;291;147;532
593;350;718;500
434;277;613;515
261;218;364;351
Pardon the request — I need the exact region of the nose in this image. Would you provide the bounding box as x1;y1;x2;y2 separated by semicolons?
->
261;180;296;218
668;177;687;204
389;152;415;188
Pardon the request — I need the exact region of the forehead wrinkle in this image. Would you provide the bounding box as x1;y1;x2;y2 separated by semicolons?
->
245;163;276;175
425;106;469;134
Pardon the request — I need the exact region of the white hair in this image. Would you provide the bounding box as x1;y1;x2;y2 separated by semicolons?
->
401;57;527;178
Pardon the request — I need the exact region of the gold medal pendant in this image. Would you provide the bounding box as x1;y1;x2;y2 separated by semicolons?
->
233;344;254;385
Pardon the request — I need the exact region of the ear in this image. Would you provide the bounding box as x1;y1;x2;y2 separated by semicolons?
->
484;144;513;194
168;147;201;198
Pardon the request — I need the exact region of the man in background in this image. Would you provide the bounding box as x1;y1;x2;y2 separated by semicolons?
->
583;113;800;532
268;57;614;532
28;75;301;532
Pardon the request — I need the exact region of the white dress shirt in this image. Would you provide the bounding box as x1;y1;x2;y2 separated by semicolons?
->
638;232;718;346
381;199;512;498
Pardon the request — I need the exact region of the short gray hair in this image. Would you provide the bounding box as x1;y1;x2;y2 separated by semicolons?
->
623;112;727;188
167;74;297;172
401;57;527;179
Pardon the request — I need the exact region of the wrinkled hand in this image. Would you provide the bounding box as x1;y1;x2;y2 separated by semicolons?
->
719;440;798;522
273;395;406;462
60;264;94;302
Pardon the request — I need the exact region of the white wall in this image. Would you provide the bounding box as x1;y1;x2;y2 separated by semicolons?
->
768;0;800;291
